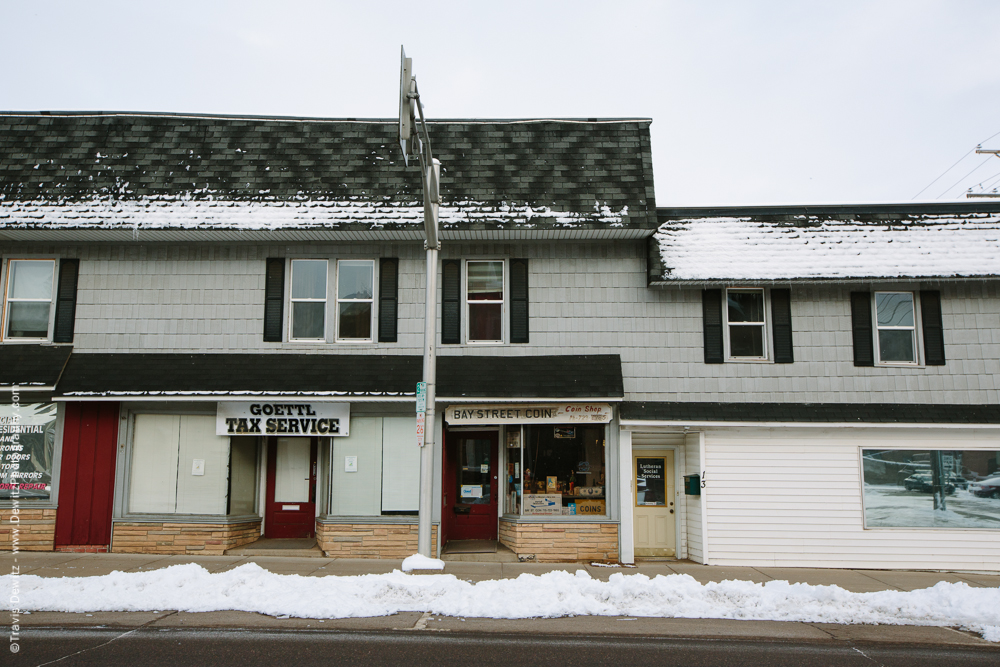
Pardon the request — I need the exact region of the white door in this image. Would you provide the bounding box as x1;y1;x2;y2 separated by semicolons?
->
633;450;676;557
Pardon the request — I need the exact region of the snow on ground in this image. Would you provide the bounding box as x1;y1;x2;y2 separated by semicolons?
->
5;564;1000;641
864;485;1000;529
401;554;445;571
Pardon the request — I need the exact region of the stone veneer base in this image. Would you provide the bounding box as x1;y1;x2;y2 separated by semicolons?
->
317;522;439;559
0;508;56;551
499;519;619;562
111;520;261;555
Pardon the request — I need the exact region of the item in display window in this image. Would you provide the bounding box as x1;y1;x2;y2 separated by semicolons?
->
554;427;576;439
523;494;562;515
577;461;590;472
575;499;606;515
546;476;558;492
506;430;521;448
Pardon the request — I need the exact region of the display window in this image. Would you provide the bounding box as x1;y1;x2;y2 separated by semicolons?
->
0;402;57;500
128;413;257;516
505;424;606;517
862;448;1000;529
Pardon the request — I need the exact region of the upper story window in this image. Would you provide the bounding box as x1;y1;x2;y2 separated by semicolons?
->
2;259;56;341
289;259;327;341
702;287;793;364
466;260;504;343
725;288;767;360
850;290;945;367
874;292;917;364
336;260;374;342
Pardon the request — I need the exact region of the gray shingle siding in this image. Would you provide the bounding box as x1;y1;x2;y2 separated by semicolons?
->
6;240;998;404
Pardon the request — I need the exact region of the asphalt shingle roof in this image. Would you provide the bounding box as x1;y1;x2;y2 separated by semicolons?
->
651;202;1000;283
0;113;655;234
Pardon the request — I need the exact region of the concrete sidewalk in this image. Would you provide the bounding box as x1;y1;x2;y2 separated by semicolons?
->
3;552;999;648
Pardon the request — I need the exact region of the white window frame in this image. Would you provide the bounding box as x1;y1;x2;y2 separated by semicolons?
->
465;259;506;345
335;259;376;343
873;291;921;366
723;287;769;361
1;258;57;343
288;259;328;342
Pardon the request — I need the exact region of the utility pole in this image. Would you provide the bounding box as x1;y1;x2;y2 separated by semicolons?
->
966;147;1000;198
398;47;440;558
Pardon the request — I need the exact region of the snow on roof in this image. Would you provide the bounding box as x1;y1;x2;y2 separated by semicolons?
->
654;212;1000;281
0;195;628;231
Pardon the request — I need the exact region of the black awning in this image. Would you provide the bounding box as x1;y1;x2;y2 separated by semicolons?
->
53;353;624;400
438;354;623;399
620;401;1000;424
0;345;72;389
55;353;423;397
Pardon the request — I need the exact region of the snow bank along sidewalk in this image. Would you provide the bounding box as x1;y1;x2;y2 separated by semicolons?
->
5;563;999;642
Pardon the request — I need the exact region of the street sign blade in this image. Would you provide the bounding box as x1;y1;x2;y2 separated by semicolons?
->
398;46;413;166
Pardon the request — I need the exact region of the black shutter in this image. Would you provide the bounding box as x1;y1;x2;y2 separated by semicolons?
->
851;292;874;366
920;290;946;366
52;258;79;343
263;258;285;343
770;288;794;363
509;258;529;344
702;289;724;364
378;258;399;343
441;259;461;344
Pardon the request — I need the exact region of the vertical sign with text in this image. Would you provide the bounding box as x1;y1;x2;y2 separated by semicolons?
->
415;382;427;447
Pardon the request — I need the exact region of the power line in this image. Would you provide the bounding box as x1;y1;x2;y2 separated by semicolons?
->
936;156;993;199
912;128;1000;199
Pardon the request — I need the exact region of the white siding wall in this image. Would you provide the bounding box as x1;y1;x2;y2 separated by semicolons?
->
684;432;704;563
702;426;1000;570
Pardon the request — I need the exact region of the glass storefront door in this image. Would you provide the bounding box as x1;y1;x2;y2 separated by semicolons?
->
443;430;498;542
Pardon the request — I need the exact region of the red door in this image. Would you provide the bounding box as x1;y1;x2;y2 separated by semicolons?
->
443;430;499;542
54;402;120;550
264;437;317;539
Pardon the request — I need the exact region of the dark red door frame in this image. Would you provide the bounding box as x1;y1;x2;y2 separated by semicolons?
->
263;436;317;539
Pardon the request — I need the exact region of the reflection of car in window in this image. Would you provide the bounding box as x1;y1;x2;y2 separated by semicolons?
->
903;473;955;495
969;476;1000;499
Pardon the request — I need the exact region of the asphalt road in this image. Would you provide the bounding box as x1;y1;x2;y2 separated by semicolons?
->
9;629;1000;667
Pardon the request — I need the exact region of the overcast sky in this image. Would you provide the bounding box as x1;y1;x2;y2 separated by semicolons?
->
3;1;998;206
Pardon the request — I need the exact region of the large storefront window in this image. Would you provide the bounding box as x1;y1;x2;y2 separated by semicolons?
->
0;402;57;500
129;414;237;515
506;424;606;517
329;416;420;516
862;449;1000;529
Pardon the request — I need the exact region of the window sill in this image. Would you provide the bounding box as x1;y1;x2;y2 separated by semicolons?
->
113;514;262;524
501;514;615;523
318;515;432;525
725;357;771;363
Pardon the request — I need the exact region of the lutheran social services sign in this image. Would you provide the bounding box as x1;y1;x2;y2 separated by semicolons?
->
216;402;350;436
445;403;612;425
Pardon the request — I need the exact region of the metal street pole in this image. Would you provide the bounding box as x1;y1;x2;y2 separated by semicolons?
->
399;47;440;557
418;158;440;557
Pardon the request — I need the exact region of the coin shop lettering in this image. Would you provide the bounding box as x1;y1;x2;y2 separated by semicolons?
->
223;403;340;435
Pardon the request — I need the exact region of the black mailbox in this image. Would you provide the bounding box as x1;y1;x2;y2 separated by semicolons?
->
683;474;701;496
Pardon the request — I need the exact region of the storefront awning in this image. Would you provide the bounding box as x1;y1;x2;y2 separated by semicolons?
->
51;353;624;401
0;345;72;393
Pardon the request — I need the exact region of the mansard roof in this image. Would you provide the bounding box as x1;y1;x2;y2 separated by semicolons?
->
0;112;656;242
651;202;1000;284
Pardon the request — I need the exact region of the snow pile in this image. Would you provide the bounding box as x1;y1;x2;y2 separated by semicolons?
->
655;214;1000;280
0;196;629;230
401;554;445;571
6;564;1000;641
